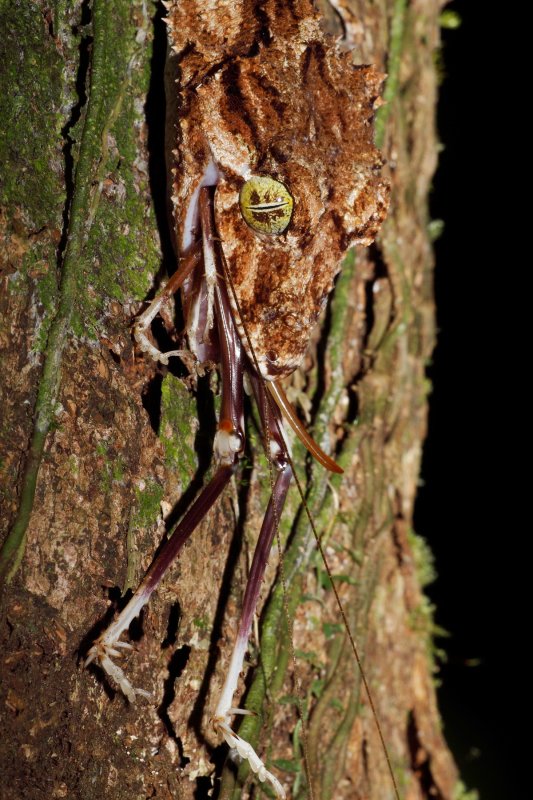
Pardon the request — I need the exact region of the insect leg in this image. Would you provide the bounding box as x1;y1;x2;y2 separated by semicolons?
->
212;371;292;799
86;262;247;701
134;240;202;365
85;464;234;701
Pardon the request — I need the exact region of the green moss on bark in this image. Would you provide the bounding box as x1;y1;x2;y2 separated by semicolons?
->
0;2;67;228
160;374;198;482
0;0;162;580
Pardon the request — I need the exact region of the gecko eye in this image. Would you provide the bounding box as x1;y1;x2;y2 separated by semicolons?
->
239;176;293;235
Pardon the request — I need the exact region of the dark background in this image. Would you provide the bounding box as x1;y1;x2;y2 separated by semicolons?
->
414;4;514;797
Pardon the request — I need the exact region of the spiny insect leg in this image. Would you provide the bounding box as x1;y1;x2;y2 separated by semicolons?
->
212;369;293;799
86;244;246;699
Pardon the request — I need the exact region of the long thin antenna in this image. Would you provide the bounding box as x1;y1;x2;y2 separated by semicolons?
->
286;459;401;800
219;244;401;800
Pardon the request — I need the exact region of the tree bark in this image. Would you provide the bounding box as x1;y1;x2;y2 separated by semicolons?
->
0;1;460;799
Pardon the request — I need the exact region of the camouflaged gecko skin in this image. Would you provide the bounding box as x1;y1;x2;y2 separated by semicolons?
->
166;0;389;378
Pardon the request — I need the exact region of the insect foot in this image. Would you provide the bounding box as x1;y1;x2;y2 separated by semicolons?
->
133;243;201;365
85;634;152;703
212;710;287;799
134;306;189;367
85;591;153;702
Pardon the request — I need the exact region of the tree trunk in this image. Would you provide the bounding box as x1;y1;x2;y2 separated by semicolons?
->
0;1;459;799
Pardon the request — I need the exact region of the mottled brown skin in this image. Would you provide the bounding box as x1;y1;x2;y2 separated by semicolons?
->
167;0;389;378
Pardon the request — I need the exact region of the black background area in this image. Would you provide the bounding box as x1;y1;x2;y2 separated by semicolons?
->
414;3;518;798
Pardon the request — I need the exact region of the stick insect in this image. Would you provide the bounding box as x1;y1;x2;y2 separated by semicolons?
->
86;1;395;796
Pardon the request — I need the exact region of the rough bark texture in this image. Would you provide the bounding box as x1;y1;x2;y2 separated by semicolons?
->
0;1;460;799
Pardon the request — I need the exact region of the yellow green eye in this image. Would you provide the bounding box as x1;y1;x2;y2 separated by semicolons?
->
239;176;293;235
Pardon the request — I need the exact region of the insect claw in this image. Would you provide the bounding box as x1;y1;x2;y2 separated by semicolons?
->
105;646;124;658
226;707;256;717
134;687;153;700
84;650;97;668
113;640;134;651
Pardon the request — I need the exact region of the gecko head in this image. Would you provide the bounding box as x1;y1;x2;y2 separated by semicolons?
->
175;33;390;379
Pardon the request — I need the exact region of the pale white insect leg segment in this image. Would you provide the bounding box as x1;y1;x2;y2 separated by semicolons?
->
202;198;218;340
